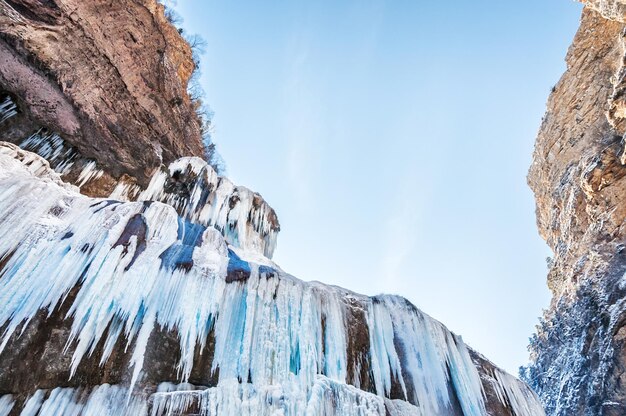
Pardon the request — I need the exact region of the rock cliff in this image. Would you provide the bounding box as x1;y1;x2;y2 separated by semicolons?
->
0;0;544;415
523;2;626;415
0;0;205;194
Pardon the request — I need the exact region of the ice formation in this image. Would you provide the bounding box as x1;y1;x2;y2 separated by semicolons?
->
491;369;546;416
0;96;17;124
19;129;104;188
0;395;14;416
20;129;78;174
15;385;146;416
111;157;280;258
18;130;279;259
0;141;543;415
0;380;423;416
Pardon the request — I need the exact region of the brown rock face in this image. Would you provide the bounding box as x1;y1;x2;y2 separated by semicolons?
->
0;0;205;187
523;3;626;415
527;8;625;295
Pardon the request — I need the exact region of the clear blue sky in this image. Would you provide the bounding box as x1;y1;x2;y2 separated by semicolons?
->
175;0;583;375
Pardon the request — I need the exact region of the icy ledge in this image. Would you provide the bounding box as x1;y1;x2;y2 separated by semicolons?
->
18;131;279;259
110;156;280;259
0;142;543;415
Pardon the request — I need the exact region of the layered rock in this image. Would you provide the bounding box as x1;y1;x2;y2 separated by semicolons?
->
523;2;626;415
0;0;205;193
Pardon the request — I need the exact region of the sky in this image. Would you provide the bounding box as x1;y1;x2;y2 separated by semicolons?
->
175;0;583;375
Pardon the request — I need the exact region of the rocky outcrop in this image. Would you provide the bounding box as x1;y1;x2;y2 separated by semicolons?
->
0;0;205;194
523;3;626;415
586;0;626;21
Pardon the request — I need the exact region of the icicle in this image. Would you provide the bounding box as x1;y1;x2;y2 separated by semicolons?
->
3;381;423;416
76;160;104;187
366;296;486;415
305;376;387;416
0;395;14;416
21;390;47;416
366;300;406;398
19;129;104;188
0;95;17;124
130;157;280;259
20;129;77;174
383;399;425;416
20;385;147;416
492;369;546;416
82;384;148;415
319;287;348;383
150;377;407;416
109;181;143;201
0;142;75;188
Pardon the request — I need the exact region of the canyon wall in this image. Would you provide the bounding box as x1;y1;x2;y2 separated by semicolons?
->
523;2;626;415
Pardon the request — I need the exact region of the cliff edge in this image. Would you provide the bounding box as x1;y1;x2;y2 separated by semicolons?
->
523;2;626;415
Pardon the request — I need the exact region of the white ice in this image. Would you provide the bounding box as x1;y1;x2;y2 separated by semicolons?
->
0;142;543;415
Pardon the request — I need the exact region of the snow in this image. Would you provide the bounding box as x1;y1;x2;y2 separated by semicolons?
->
0;142;544;415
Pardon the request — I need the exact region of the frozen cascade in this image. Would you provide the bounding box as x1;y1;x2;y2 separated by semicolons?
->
151;377;394;416
491;368;547;416
21;390;47;416
11;379;420;416
16;385;147;416
110;157;280;259
0;142;543;415
368;296;486;415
